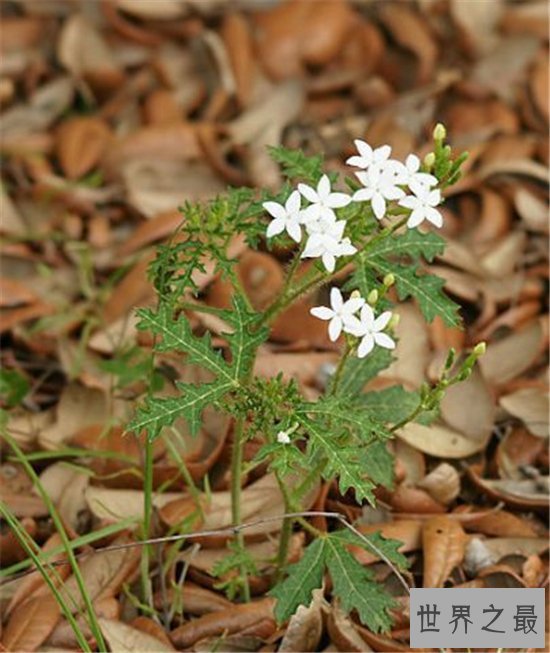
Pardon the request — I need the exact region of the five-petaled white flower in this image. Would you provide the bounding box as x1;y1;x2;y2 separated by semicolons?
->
277;430;291;444
353;165;405;220
301;219;356;272
347;304;396;358
399;180;443;229
298;174;351;224
263;190;303;243
402;154;437;188
310;287;365;341
346;139;392;171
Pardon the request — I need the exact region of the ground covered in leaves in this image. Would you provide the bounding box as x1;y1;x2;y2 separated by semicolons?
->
0;0;548;651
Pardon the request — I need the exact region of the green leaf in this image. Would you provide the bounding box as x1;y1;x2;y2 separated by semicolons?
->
297;415;377;504
325;538;396;633
332;347;394;397
0;369;29;408
270;537;327;623
368;259;460;327
129;380;233;440
330;528;409;572
360;440;394;488
366;230;446;262
267;146;325;183
357;385;420;423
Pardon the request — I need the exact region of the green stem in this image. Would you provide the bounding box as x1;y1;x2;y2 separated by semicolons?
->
163;433;205;521
230;415;251;602
5;434;106;651
0;503;92;653
274;474;294;580
329;339;354;395
177;301;226;316
140;438;154;610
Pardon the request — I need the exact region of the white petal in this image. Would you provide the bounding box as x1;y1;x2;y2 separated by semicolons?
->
428;189;442;206
357;333;375;358
266;218;285;238
326;192;351;208
322;252;336;272
328;316;342;341
300;203;321;224
374;332;396;349
407;208;425;229
343;314;364;336
425;206;443;228
374;145;391;163
354;171;369;186
372;193;386;219
414;172;438;187
373;311;392;331
406;153;419;172
398;195;418;210
360;304;375;329
330;287;343;311
302;234;324;258
330;220;346;240
355;139;373;159
263;201;286;220
338;240;357;256
382;185;405;201
287;219;302;243
320;205;337;223
353;188;374;202
310;306;334;320
317;174;331;200
346;155;368;168
409;179;430;199
343;297;365;314
286;190;301;214
298;183;318;203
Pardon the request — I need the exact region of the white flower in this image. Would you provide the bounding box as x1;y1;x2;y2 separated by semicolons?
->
310;287;365;341
353;166;405;220
347;304;395;358
403;154;438;188
298;174;351;224
301;219;356;272
399;180;443;229
277;430;291;444
346;139;392;170
263;190;303;243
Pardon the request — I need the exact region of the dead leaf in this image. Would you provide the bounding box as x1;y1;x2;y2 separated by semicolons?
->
99;618;175;652
56;116;111;179
450;0;503;57
496;427;547;480
418;463;461;505
327;602;373;652
279;587;324;652
37;462;89;530
422;516;466;587
1;594;60;652
499;388;549;437
153;582;232;616
351;520;422;565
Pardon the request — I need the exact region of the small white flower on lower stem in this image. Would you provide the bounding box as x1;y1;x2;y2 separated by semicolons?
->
353;166;405;220
277;430;291;444
298;174;351;224
347;304;395;358
403;154;438;188
263;190;303;243
346;139;392;170
399;180;443;229
301;219;356;272
310;287;364;342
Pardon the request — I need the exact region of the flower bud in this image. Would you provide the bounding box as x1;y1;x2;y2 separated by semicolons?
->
383;273;395;287
367;289;378;305
350;289;362;300
473;341;486;356
423;152;436;169
389;313;400;329
433;123;447;141
277;430;291;444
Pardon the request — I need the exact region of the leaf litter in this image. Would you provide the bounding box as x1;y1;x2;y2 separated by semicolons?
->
0;0;548;651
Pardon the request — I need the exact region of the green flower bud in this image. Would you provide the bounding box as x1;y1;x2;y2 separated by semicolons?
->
423;152;436;169
367;289;378;305
389;313;400;329
383;273;395;287
473;341;487;356
350;289;362;300
433;123;447;141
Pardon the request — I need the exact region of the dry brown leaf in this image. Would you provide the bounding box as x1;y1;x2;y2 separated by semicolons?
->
56;116;111;179
153;582;232;616
327;602;373;652
279;588;324;652
1;594;60;652
496;427;547;480
37;463;89;530
465;536;549;576
352;520;422;565
513;187;549;233
422;516;466;588
461;508;542;538
418;463;461;506
499;388;549;437
466;465;549;510
450;0;502;57
170;598;275;649
99;618;176;652
398;421;489;459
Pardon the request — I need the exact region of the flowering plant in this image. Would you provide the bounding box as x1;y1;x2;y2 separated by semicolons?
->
130;125;481;631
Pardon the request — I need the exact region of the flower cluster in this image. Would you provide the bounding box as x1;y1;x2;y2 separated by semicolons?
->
310;288;395;358
263;139;444;272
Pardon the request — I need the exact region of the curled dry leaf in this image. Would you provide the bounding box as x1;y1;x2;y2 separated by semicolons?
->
1;593;60;653
514;186;549;233
499;388;549;438
418;463;461;506
56;116;111;179
458;507;542;538
496;426;547;480
99;618;176;653
398;421;490;459
466;464;549;510
278;588;325;652
327;602;374;652
37;462;89;530
422;516;466;588
465;536;549;576
450;0;502;57
153;582;232;616
170;598;275;649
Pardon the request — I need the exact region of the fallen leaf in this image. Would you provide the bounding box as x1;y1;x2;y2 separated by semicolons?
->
327;601;374;652
99;618;175;652
422;516;466;587
418;463;461;505
1;594;60;652
499;388;549;437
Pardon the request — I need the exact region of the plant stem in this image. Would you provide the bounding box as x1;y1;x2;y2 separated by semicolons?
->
141;438;154;611
329;340;353;395
230;415;251;601
5;434;107;651
274;474;294;579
